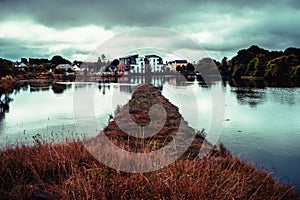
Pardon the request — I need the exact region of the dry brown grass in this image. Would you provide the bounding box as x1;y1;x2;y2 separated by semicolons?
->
0;84;298;199
0;141;297;200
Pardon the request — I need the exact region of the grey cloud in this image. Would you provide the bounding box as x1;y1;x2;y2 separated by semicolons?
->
0;38;87;61
0;0;296;29
0;45;51;61
0;0;299;61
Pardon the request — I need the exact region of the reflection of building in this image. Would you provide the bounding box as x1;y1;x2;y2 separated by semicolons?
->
163;76;192;87
118;54;164;73
150;76;164;86
119;85;134;93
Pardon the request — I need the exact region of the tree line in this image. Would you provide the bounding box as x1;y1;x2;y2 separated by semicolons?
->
1;47;300;80
216;45;300;80
0;55;76;78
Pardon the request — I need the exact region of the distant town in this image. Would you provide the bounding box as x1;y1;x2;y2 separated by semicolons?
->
1;45;300;92
11;53;197;76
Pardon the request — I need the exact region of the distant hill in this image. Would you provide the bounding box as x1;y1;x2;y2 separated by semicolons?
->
223;45;300;80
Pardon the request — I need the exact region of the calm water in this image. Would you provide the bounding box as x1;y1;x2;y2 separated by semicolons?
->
0;76;300;192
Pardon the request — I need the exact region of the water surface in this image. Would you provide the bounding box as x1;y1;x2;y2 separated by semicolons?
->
0;76;299;192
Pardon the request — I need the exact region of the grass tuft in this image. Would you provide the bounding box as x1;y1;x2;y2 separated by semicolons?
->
0;142;297;199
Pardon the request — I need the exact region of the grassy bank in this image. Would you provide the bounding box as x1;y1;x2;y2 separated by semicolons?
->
0;75;19;93
0;142;297;199
0;74;76;94
0;84;298;199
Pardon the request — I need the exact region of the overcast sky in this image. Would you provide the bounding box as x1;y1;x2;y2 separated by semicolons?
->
0;0;299;62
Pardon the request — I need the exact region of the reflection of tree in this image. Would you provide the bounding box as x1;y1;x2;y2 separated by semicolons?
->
0;93;13;117
52;83;67;94
97;83;115;95
102;85;106;95
269;88;297;105
198;81;208;88
232;87;266;108
13;84;29;95
229;77;300;88
98;84;108;95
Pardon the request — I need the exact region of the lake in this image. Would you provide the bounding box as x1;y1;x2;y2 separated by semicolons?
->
0;76;300;192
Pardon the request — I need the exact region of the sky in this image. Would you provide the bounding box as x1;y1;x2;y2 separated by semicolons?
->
0;0;299;62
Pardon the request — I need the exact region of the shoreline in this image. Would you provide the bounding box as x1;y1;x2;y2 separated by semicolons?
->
2;73;300;94
0;74;76;94
0;84;298;199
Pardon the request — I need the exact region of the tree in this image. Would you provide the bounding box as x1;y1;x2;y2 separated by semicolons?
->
176;65;183;72
101;54;107;62
110;59;119;67
264;54;300;79
218;57;228;76
186;63;195;71
21;58;28;64
246;54;267;77
73;60;83;66
29;58;49;65
221;57;228;67
0;58;12;78
50;55;71;65
290;65;300;79
196;58;216;76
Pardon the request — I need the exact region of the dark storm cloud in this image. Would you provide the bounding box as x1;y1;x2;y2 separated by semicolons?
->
0;0;179;28
0;0;299;60
0;0;297;29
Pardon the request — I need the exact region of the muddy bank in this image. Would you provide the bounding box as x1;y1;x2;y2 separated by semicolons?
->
0;74;76;93
89;84;211;159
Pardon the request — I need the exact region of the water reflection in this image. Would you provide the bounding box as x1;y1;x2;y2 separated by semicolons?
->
29;82;52;92
0;76;299;191
0;94;12;116
228;78;299;107
231;88;266;108
229;78;300;88
269;88;298;105
0;77;299;122
52;83;68;94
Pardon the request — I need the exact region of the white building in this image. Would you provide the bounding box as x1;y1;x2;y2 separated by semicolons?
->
13;62;27;71
72;65;82;72
166;61;175;71
119;54;164;74
145;55;164;73
14;61;27;68
130;56;146;73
